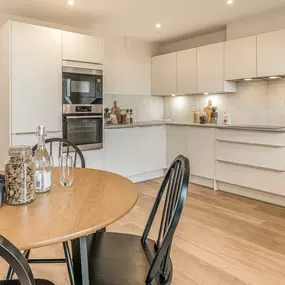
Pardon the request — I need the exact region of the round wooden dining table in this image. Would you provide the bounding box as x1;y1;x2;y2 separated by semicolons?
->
0;168;138;285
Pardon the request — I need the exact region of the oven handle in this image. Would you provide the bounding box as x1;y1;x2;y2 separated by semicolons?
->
66;116;103;119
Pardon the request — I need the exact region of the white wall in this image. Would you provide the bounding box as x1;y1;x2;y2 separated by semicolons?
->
164;79;285;126
227;6;285;40
156;30;227;55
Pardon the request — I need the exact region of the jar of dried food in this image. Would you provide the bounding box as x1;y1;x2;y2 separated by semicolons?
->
5;146;36;205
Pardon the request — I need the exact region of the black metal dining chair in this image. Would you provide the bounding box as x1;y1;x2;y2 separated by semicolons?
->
88;155;190;285
6;138;85;285
0;235;55;285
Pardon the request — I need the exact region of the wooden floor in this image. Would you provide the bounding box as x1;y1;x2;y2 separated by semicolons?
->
1;179;285;284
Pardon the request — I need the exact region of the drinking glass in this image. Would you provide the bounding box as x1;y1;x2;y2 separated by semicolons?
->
58;156;74;187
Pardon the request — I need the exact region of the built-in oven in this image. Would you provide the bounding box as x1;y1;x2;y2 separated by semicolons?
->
62;61;103;150
63;106;103;150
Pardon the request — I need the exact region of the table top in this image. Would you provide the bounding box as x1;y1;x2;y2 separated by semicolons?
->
0;168;138;250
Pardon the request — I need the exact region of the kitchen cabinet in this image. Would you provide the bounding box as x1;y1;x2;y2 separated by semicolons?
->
257;29;285;77
104;126;166;177
11;21;62;133
177;48;197;94
151;53;177;96
225;36;257;80
166;125;188;166
62;31;104;64
188;127;215;179
197;42;236;94
83;149;105;170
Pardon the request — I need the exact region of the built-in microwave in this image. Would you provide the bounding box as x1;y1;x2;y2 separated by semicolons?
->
62;65;103;105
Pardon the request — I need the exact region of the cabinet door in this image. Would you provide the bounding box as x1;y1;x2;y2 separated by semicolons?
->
11;22;62;134
62;31;104;64
257;29;285;77
83;149;105;170
188;127;215;179
104;127;166;177
225;36;257;80
166;126;188;166
177;49;197;94
151;53;176;96
197;42;225;93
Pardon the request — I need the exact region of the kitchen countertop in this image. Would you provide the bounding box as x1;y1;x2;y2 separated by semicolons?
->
104;121;285;132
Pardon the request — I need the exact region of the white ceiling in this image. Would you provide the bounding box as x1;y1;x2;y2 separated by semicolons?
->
1;0;285;42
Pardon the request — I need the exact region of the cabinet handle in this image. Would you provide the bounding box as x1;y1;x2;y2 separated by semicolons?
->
66;116;102;119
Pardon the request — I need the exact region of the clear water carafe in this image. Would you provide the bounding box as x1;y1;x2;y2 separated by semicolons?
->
34;125;52;193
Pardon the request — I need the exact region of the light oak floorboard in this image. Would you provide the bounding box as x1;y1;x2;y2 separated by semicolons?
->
1;179;285;285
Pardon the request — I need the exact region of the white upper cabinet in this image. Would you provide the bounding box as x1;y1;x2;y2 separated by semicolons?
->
177;48;197;94
257;29;285;77
197;42;236;94
225;36;257;80
151;53;177;96
11;22;62;133
62;31;104;64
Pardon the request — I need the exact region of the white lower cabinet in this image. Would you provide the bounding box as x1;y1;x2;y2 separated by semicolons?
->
166;125;188;166
188;127;215;179
104;126;166;177
83;149;105;170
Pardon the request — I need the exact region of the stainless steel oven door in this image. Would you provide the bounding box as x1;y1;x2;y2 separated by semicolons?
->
64;115;103;150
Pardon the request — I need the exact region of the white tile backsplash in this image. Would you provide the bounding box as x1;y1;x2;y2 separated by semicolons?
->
105;94;164;122
164;79;285;126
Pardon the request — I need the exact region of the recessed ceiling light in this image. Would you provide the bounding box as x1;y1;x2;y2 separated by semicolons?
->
226;0;234;4
244;78;252;81
171;94;176;97
156;23;161;29
68;0;74;6
204;93;209;95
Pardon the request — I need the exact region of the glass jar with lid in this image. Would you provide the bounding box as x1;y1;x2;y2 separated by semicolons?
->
5;145;36;205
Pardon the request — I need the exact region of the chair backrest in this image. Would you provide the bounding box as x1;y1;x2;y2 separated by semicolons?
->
32;137;85;168
141;155;190;284
0;235;35;285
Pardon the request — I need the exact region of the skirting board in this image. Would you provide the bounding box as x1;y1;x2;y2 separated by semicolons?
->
190;175;214;189
128;169;166;183
217;181;285;207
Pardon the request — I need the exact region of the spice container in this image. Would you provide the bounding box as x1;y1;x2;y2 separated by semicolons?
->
5;146;36;205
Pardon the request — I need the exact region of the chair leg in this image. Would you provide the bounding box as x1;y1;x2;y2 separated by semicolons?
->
63;241;75;285
6;249;30;280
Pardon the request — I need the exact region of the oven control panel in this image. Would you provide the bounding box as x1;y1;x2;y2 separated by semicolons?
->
76;106;92;112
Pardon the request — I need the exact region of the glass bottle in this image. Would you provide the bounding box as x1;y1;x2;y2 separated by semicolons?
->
34;125;52;193
126;109;131;124
130;109;134;124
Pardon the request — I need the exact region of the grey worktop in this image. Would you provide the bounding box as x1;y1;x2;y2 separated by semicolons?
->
104;121;165;129
104;121;285;132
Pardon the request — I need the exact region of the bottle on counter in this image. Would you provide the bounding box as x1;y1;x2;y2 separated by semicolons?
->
111;101;121;124
130;109;134;124
193;109;200;124
34;125;52;193
223;112;231;125
126;109;131;124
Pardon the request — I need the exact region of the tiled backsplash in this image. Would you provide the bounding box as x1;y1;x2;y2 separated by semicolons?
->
104;94;164;122
164;79;285;126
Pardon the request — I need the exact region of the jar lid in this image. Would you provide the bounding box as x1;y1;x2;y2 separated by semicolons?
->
9;145;32;156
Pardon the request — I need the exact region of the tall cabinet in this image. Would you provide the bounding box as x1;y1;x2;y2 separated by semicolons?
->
0;21;62;167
